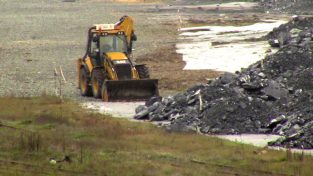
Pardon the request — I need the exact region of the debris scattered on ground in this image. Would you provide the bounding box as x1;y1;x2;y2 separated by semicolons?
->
260;0;313;15
267;16;313;48
135;17;313;149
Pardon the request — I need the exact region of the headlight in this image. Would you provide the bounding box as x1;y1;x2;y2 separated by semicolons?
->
113;60;128;64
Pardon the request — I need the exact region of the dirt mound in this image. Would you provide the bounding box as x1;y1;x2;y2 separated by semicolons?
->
135;17;313;149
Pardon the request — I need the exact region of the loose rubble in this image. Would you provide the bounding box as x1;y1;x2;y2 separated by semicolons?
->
260;0;313;15
267;16;313;48
134;17;313;149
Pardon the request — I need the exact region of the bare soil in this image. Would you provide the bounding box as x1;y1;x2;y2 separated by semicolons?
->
0;0;287;99
137;45;222;92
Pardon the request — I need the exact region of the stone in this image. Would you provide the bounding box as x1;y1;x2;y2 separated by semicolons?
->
220;72;236;84
134;109;149;120
135;105;147;114
145;96;162;106
134;17;313;149
173;93;188;106
261;80;288;100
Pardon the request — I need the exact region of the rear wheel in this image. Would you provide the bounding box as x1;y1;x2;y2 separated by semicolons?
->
79;68;92;96
136;65;150;79
91;69;105;98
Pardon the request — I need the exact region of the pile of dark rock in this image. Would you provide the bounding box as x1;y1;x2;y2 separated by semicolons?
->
267;16;313;48
134;17;313;149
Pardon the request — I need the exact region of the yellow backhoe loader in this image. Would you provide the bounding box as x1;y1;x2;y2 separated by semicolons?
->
77;16;159;101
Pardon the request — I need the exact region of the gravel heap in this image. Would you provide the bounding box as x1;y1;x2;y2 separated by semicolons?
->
260;0;313;14
134;17;313;149
267;16;313;47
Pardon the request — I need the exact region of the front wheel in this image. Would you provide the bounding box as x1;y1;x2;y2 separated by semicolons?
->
101;82;109;102
91;69;105;98
136;65;150;79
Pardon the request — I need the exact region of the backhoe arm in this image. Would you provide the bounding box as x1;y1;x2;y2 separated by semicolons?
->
115;16;137;53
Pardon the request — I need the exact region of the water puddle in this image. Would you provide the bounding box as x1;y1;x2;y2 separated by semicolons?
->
216;134;282;147
176;20;286;72
82;101;144;119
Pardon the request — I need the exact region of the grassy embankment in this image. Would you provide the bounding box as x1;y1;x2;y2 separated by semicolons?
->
0;96;312;176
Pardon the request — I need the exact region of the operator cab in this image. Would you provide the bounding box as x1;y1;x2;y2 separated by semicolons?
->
86;23;137;68
89;33;128;67
90;33;128;55
98;34;127;55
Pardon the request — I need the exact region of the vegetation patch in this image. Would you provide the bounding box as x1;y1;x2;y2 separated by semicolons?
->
0;96;312;175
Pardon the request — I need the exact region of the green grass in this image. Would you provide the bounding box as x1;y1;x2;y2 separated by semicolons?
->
0;96;312;175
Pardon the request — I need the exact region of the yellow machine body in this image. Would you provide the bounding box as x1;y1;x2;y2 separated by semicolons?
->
77;16;159;101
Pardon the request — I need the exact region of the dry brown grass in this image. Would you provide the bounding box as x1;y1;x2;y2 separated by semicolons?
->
1;96;313;175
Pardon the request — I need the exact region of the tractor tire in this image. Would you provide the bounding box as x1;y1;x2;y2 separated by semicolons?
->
91;69;105;98
137;65;150;79
79;68;92;96
101;82;109;102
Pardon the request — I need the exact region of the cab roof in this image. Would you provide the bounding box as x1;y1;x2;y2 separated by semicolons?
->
92;24;124;33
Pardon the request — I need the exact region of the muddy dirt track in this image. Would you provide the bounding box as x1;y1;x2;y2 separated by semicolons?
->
0;0;287;100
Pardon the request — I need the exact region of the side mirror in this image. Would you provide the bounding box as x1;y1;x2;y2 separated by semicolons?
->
92;36;99;42
131;33;137;41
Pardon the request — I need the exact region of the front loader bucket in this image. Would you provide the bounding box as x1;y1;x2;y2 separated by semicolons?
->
102;79;159;101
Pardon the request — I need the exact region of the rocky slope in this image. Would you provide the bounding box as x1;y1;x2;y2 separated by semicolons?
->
135;17;313;149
